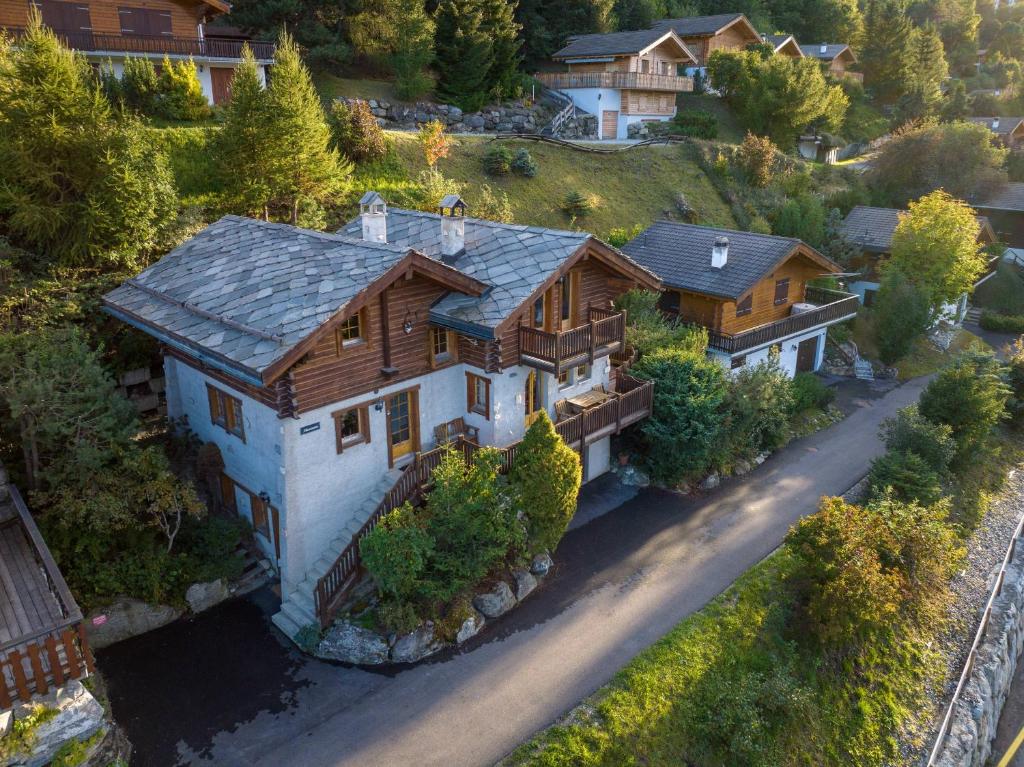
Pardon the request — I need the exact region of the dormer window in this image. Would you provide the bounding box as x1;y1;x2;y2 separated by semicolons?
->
336;311;364;351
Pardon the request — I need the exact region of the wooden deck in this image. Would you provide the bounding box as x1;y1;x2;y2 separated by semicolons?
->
0;517;65;648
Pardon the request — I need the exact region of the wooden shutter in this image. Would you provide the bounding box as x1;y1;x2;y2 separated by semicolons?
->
117;6;135;33
774;278;790;305
736;294;753;317
207;384;222;424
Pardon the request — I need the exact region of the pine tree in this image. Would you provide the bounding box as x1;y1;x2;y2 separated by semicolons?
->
861;0;914;104
434;0;494;111
261;32;350;223
941;78;969;121
613;0;660;31
391;0;436;100
908;24;948;114
481;0;523;98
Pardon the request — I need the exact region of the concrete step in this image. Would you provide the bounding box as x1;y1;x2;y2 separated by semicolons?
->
279;598;316;629
854;358;875;380
965;307;982;322
290;589;316;616
270;609;303;640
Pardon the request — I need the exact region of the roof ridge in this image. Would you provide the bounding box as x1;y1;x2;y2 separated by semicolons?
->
650;219;801;245
215;215;410;254
386;207;590;239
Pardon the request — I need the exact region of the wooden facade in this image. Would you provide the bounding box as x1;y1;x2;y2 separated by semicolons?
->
679;20;761;66
563;37;691;76
0;0;215;39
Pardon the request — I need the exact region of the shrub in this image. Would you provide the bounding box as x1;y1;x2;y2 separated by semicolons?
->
865;450;944;505
473;184;513;223
483;144;514;175
359;502;434;602
509;410;581;553
329;99;389;163
511;148;538;177
377;598;421;634
879;405;956;474
974;262;1024;315
873;270;932;364
789;372;834;413
119;56;160;114
1007;338;1024;429
606;224;643;248
736;133;777;188
672;108;717;139
979;310;1024;333
561;190;593;219
615;289;708;359
156;57;211;121
631;346;727;484
721;353;793;461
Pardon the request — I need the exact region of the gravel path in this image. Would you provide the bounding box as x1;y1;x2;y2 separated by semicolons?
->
904;467;1024;764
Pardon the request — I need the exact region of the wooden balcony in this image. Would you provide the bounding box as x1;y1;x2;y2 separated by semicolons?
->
705;287;860;355
519;307;626;374
535;71;694;93
5;27;275;60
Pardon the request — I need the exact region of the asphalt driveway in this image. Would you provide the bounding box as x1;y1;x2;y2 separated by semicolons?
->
99;376;927;767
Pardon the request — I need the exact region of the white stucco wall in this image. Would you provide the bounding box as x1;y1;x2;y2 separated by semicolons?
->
710;325;828;378
91;55;267;105
555;87;622;138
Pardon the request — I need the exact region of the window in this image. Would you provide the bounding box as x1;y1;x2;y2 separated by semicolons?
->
774;278;790;306
736;294;753;317
207;384;245;441
336;311;363;350
118;6;171;36
466;372;491;419
333;405;370;453
575;364;591;381
558;369;570;389
863;288;877;307
250;492;270;538
658;291;680;314
641;59;650;73
533;296;545;328
731;355;747;370
429;327;456;367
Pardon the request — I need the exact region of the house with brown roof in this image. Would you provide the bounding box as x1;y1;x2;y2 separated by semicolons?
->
540;28;696;140
621;222;858;376
650;13;762;72
800;43;860;82
763;33;803;58
0;0;274;104
968;117;1024;149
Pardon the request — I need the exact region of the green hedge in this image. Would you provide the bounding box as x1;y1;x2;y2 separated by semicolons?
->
979;310;1024;333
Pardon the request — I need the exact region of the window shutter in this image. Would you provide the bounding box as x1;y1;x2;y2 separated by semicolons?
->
736;294;753;317
207;384;221;424
118;7;134;33
157;10;171;35
774;278;790;305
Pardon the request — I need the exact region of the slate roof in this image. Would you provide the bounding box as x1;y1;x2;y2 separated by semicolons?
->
972;183;1024;212
552;29;679;59
968;116;1024;136
763;33;802;53
339;209;595;332
800;43;852;61
651;13;748;37
103;216;414;381
840;206;994;254
620;221;829;300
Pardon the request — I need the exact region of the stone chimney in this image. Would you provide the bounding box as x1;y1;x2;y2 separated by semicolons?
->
359;191;388;243
819;43;828;55
711;236;729;269
993;117;1001;130
439;194;467;260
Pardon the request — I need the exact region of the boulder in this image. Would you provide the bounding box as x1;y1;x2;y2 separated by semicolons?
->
317;621;390;664
391;622;443;664
466;114;486;129
473;580;516;619
85;599;183;649
455;611;485;644
11;681;106;767
0;709;11;737
733;460;752;477
530;552;553;577
512;569;537;601
185;578;229;614
699;472;720;491
448;105;463;119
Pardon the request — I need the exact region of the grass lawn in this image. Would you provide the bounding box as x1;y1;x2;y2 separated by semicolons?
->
675;93;745;144
850;312;992;380
313;72;411;104
379;132;736;237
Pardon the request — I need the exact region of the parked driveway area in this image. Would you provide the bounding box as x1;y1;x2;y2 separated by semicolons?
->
98;377;927;767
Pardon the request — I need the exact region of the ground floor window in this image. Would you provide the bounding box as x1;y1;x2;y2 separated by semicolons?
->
333;404;370;453
731;355;747;370
466;372;491;419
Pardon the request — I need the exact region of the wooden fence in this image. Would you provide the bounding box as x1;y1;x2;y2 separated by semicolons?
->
1;625;94;710
518;307;626;373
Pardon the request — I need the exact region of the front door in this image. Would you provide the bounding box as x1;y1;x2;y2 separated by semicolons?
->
524;370;543;428
601;110;619;140
796;336;819;373
210;67;235;105
387;389;418;465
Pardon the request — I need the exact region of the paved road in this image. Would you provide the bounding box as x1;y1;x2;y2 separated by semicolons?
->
99;377;926;767
991;660;1024;766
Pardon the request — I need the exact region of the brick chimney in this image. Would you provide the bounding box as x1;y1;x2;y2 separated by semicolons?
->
359;191;388;243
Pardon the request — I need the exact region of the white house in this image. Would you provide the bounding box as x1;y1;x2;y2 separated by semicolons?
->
103;194;660;641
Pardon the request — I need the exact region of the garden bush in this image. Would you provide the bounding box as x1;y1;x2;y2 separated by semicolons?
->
156;57;211;121
790;372;834;413
483;144;514;175
511;148;538;177
873;270;932;364
721;354;793;461
615;289;708;359
879;405;956;474
736;133;777;188
115;56;160;114
979;310;1024;333
329;99;389;163
974;262;1024;316
865;450;944;505
360;502;434;604
672;108;718;139
1007;338;1024;429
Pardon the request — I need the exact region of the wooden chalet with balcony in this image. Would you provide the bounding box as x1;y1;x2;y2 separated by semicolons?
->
763;32;803;58
650;13;762;69
1;0;274;104
541;28;696;140
800;42;861;82
622;221;858;375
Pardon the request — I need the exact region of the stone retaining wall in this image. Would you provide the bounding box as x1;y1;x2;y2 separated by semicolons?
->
934;547;1024;766
341;97;554;134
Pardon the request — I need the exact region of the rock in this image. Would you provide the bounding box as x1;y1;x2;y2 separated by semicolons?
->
531;552;553;577
512;569;537;601
466;114;486;129
699;472;720;490
186;578;229;614
12;680;106;767
317;621;390;664
755;452;769;465
448;105;463;119
473;580;516;619
455;611;485;644
85;599;183;649
391;622;443;664
368;98;378;108
733;460;752;477
0;709;11;737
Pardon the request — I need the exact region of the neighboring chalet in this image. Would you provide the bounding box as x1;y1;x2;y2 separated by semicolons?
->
1;477;94;711
968;116;1024;149
103;194;660;639
839;205;999;317
763;32;803;58
541;29;696;140
622;222;858;376
971;182;1024;247
0;0;274;104
800;43;860;82
650;13;762;72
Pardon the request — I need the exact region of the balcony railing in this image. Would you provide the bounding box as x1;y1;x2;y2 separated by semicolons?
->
519;306;626;374
705;287;860;355
313;373;655;629
535;71;694;93
5;28;275;60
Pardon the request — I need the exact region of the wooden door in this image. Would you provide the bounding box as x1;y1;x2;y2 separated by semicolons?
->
796;337;819;373
210;67;235;105
524;370;543;427
601;111;619;140
559;271;580;331
387;389;418;465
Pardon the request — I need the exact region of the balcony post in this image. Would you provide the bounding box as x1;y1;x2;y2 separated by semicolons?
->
589;319;597;364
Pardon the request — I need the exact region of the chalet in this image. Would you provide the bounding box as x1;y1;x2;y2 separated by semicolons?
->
799;43;860;82
1;476;94;712
971;182;1024;247
650;13;762;71
103;193;659;639
0;0;274;104
621;222;858;376
541;29;696;140
967;116;1024;149
839;205;999;316
763;32;803;58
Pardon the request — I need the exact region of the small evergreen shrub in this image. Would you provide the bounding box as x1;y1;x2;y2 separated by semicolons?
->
156;57;211;121
511;147;538;177
979;310;1024;333
865;450;944;505
879;405;956;474
119;56;160;114
873;271;932;364
483;144;514;175
359;502;434;603
789;372;834;413
606;223;643;248
721;353;794;461
329;99;389;163
672;108;718;139
377;598;421;634
561;190;593;219
1006;338;1024;429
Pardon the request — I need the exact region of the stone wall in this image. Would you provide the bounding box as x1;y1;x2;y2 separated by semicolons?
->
344;97;555;134
933;547;1024;766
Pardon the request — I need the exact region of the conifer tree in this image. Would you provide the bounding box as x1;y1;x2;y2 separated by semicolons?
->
434;0;494;110
391;0;436;99
861;0;914;104
481;0;523;98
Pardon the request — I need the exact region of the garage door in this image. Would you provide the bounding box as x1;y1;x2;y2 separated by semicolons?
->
210;67;235;105
601;111;618;140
